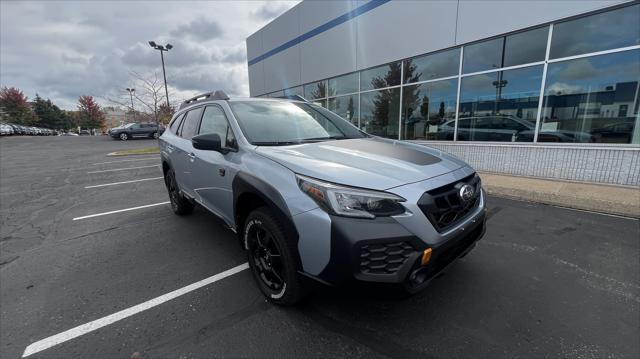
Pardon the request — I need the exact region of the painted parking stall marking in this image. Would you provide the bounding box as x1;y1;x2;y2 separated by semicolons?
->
72;201;170;221
87;164;159;174
84;176;164;189
21;263;250;358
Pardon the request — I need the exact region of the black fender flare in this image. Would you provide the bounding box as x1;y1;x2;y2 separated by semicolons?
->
232;172;299;247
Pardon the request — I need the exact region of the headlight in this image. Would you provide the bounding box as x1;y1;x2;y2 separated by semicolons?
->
296;174;406;219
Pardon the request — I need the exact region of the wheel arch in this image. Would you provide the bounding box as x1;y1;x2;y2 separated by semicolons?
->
233;172;299;250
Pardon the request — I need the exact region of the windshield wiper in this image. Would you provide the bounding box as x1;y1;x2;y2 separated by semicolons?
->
298;135;348;143
252;141;302;146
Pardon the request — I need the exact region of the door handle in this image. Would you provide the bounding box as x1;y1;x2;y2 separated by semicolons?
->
188;152;196;161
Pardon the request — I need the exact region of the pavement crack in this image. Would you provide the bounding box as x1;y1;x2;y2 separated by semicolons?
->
65;226;120;242
0;255;19;268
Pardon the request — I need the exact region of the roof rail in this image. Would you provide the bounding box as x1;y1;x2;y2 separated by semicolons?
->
275;95;309;102
180;90;229;110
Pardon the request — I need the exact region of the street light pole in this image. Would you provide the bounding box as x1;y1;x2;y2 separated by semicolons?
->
148;41;172;106
126;88;135;123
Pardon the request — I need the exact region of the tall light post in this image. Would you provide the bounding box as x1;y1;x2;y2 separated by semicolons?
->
125;88;135;123
148;41;172;106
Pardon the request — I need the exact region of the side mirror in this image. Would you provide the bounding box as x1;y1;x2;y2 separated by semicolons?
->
192;133;223;152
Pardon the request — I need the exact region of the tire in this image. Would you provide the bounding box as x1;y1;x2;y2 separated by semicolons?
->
164;169;194;215
152;132;158;139
244;207;306;305
119;132;129;141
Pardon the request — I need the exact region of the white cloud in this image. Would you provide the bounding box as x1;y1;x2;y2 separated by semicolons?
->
0;0;300;110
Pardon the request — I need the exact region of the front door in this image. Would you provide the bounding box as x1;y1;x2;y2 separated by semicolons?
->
189;104;238;224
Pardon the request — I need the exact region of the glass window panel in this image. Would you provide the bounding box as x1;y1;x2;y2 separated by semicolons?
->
304;80;327;99
360;62;401;91
328;94;359;126
458;65;543;142
401;79;458;140
360;88;400;139
199;106;235;148
540;50;639;144
328;72;358;96
550;4;640;59
463;37;504;73
404;48;460;84
504;27;548;67
284;86;303;97
179;107;204;140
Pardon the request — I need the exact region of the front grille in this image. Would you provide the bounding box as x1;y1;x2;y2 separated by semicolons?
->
418;174;481;232
359;241;415;274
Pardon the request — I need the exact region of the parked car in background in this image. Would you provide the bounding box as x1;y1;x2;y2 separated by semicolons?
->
434;116;594;143
110;122;164;141
0;123;13;136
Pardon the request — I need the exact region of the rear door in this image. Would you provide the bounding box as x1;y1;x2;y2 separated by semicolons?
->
189;104;239;224
171;107;204;197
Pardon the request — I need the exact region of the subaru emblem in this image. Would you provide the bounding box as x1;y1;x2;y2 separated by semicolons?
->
458;184;475;202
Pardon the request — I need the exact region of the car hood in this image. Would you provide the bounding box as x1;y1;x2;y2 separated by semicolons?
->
255;138;467;190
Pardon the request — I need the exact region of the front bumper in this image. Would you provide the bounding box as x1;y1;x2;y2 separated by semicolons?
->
312;205;486;287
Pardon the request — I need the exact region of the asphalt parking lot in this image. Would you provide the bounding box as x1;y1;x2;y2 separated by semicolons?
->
1;135;639;359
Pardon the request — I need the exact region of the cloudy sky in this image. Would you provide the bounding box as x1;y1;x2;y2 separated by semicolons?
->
0;0;299;110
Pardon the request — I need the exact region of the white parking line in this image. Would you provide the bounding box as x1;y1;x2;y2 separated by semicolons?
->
92;157;158;165
72;201;170;220
21;263;250;357
87;164;159;174
84;177;164;189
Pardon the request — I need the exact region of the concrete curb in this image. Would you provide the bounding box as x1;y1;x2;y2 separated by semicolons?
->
479;172;640;219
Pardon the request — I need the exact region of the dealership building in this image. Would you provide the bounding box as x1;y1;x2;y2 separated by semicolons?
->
246;0;640;186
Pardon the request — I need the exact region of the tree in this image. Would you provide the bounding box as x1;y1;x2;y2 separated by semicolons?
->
0;87;37;125
77;95;106;130
158;102;175;125
33;94;67;129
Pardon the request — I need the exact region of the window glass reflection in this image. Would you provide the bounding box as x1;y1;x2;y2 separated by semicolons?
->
360;88;400;139
304;80;327;99
504;27;548;67
360;62;401;91
284;86;303;97
401;79;457;140
328;94;359;126
403;48;460;84
541;50;639;144
328;73;358;96
458;65;543;142
550;4;640;59
463;37;503;73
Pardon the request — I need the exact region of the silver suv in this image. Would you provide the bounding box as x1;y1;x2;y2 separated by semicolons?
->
160;91;486;305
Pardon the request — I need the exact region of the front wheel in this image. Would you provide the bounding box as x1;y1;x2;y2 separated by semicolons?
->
244;208;306;305
152;131;159;139
119;132;129;141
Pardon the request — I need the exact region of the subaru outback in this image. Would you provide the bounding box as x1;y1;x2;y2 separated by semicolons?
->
159;90;486;305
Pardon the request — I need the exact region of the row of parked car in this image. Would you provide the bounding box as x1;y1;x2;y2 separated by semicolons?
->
0;123;59;136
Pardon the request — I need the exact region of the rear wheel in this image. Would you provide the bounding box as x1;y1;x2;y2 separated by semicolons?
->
119;132;129;141
165;169;194;215
152;131;158;139
244;207;306;305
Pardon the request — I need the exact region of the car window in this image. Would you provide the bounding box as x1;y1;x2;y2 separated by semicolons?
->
169;114;185;133
179;107;204;139
199;105;236;148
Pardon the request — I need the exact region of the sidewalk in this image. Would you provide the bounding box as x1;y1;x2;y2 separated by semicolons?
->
479;172;640;218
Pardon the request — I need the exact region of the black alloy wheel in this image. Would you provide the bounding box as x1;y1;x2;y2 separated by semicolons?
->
249;224;285;292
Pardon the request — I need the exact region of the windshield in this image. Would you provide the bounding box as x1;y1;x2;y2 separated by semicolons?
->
228;100;365;145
